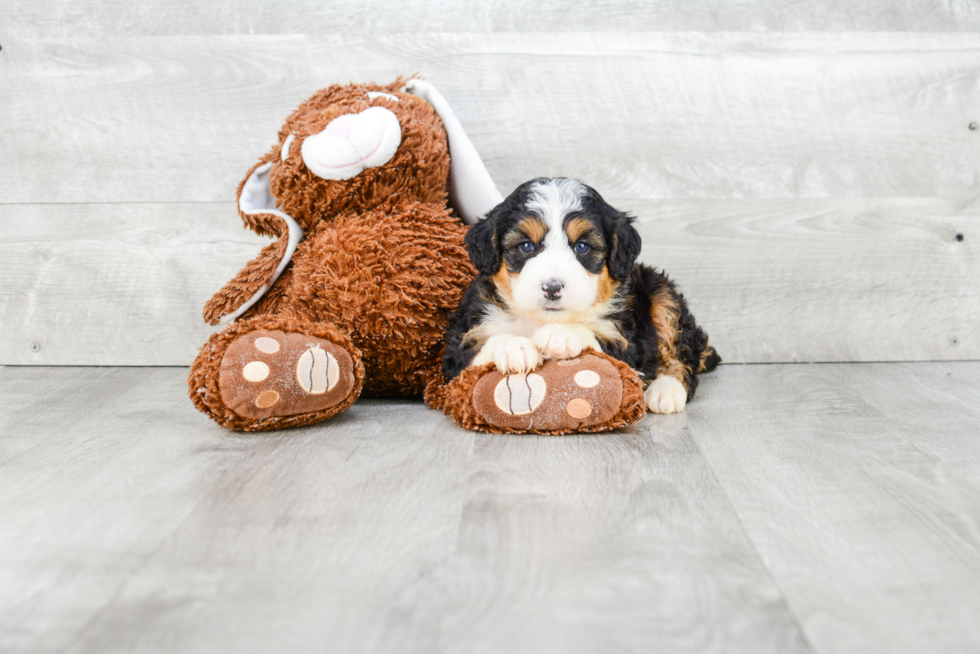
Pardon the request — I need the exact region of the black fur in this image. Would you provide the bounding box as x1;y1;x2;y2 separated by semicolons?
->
576;183;642;281
601;265;717;400
463;214;499;276
443;178;720;400
442;274;501;379
609;213;643;281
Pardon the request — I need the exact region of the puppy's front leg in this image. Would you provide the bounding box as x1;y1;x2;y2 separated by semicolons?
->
645;375;688;414
471;334;543;374
532;323;602;360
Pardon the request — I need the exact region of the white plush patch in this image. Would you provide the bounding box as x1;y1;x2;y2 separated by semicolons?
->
472;334;542;374
242;361;270;382
403;79;503;224
301;106;401;181
254;336;280;354
223;162;304;324
494;373;546;416
366;91;399;102
280;134;295;161
645;376;688;414
574;370;601;388
295;345;339;395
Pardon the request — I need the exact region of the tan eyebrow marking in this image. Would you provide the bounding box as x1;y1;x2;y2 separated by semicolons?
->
565;216;592;242
502;216;547;249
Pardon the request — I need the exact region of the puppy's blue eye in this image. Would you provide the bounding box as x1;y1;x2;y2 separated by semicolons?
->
519;241;534;253
573;241;590;254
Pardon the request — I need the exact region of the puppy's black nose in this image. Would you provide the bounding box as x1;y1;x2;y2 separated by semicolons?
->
542;280;564;300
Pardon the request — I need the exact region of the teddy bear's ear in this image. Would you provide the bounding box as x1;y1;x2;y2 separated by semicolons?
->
236;157;298;237
403;80;503;225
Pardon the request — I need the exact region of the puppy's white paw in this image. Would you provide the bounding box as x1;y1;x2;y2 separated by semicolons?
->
532;323;597;359
645;375;688;414
472;335;542;374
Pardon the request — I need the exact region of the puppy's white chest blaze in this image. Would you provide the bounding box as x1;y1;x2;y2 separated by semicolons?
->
474;308;540;339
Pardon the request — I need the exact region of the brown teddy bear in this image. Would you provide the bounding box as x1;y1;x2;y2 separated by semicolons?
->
189;77;647;434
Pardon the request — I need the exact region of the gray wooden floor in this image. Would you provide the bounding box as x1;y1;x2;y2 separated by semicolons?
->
2;362;979;654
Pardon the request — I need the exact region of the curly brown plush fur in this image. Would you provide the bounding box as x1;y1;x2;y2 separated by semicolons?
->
190;315;366;431
425;349;646;435
189;79;476;431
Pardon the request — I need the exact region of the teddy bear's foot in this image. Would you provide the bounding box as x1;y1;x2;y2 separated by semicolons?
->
216;329;358;425
448;351;646;435
191;318;364;431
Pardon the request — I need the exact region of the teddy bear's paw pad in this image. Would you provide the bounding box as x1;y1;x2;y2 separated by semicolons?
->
471;354;624;432
493;372;547;416
218;329;356;420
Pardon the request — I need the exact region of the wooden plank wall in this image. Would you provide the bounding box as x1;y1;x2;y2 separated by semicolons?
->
1;2;978;365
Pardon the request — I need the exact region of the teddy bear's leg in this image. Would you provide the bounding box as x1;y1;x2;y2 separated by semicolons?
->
429;350;647;435
189;316;364;431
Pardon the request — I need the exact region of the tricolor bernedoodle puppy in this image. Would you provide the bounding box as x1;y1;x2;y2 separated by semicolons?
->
442;177;720;414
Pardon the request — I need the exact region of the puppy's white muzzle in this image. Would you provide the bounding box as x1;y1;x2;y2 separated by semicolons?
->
301;106;402;180
512;249;598;318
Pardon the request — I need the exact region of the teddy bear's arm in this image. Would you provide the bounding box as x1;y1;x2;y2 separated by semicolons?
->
202;237;289;326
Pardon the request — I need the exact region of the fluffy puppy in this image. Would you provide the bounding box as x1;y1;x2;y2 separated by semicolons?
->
442;177;719;413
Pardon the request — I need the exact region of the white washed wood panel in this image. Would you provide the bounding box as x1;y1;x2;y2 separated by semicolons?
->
0;203;265;366
688;362;980;653
1;33;978;204
625;197;980;364
1;199;975;365
3;0;979;36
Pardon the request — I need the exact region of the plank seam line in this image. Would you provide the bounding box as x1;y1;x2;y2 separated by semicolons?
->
61;409;297;647
680;425;819;654
0;369;164;468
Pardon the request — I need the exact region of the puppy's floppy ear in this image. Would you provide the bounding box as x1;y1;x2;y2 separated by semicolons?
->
608;212;642;281
464;214;501;275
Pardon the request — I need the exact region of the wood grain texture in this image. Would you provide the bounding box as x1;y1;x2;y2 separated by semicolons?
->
0;367;148;462
3;0;980;35
1;33;978;204
2;199;975;365
686;361;980;653
0;367;260;653
0;203;265;366
3;362;980;652
0;365;808;654
626;197;980;364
